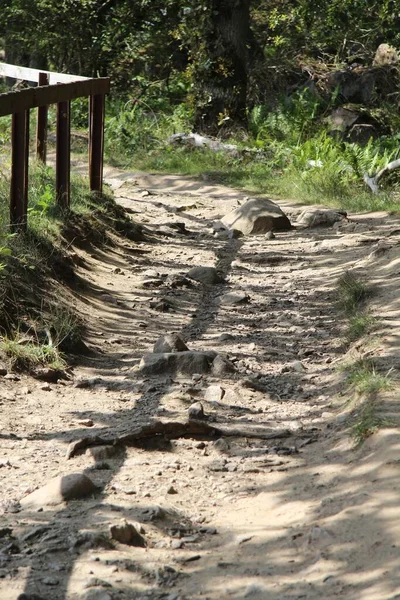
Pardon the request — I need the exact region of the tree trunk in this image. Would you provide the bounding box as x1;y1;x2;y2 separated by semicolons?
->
193;0;250;136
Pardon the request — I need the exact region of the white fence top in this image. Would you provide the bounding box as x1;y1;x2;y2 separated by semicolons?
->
0;62;88;84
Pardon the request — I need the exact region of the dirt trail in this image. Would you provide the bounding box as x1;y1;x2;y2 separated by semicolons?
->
1;167;400;600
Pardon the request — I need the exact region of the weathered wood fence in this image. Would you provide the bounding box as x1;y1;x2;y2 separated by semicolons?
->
0;63;111;231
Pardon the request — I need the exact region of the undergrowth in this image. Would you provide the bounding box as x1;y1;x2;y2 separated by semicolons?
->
345;358;393;445
0;161;129;371
336;272;393;445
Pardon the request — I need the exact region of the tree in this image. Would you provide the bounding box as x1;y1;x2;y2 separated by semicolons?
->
183;0;250;135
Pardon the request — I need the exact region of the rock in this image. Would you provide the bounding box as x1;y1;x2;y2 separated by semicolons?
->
373;43;399;66
149;299;171;312
109;520;146;547
74;532;113;550
188;402;205;420
83;591;112;600
167;486;178;495
31;367;67;382
213;438;230;453
218;333;234;342
4;373;20;381
17;595;48;600
20;473;98;508
84;578;112;589
165;274;192;288
142;268;161;278
204;385;225;402
86;446;118;460
297;209;347;228
187;266;224;284
139;278;164;288
0;527;12;538
218;291;250;306
0;363;8;376
207;459;227;472
153;334;189;353
139;350;217;376
43;577;59;585
221;197;291;235
77;419;94;427
212;355;235;376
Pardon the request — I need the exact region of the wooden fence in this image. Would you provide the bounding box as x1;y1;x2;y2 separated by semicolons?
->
0;63;111;231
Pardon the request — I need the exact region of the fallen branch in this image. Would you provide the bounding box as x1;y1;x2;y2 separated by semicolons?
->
364;157;400;193
66;419;291;459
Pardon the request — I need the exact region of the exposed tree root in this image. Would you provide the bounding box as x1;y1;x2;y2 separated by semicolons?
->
66;419;291;459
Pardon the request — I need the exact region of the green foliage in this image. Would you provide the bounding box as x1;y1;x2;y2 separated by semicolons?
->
0;334;65;371
337;271;368;313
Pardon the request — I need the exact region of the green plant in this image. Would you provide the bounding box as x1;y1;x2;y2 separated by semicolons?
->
0;333;65;371
346;313;377;342
352;399;384;445
337;271;368;314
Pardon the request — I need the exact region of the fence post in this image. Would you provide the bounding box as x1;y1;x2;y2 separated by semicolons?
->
56;100;70;208
89;93;105;193
36;72;49;162
10;111;29;231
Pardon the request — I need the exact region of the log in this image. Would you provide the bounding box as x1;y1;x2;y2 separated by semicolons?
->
66;419;291;459
364;157;400;193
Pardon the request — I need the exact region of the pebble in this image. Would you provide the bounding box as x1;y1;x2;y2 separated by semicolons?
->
188;402;205;420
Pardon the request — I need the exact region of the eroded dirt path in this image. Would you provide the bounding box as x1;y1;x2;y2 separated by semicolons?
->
1;169;400;600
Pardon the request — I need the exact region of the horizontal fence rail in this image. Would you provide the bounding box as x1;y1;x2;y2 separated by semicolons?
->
0;62;111;231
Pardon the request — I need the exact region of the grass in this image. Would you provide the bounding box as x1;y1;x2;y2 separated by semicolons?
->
0;335;66;371
335;272;393;444
337;271;369;313
336;271;377;344
344;358;393;445
0;160;132;370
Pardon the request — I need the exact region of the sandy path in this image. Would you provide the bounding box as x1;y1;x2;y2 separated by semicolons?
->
1;168;400;600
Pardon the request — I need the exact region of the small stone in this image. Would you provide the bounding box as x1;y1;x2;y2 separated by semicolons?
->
187;266;224;285
43;577;59;586
20;473;98;509
77;419;94;427
167;486;178;495
149;299;171;312
204;385;225;402
109;520;146;547
83;591;112;600
213;438;230;453
265;231;275;239
188;402;205;420
207;459;227;472
32;367;66;383
171;539;183;549
4;373;20;381
40;383;52;391
218;291;250;306
218;333;234;342
192;373;202;382
153;334;188;353
86;446;118;460
0;364;8;376
84;577;113;589
212;355;235;376
195;442;206;450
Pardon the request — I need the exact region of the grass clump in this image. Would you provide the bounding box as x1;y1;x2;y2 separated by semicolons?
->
337;271;369;313
0;334;66;371
336;271;378;343
344;358;393;445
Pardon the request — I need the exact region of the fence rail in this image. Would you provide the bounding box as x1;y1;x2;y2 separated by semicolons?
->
0;62;111;230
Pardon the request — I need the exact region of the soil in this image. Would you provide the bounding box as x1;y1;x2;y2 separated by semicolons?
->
1;166;400;600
